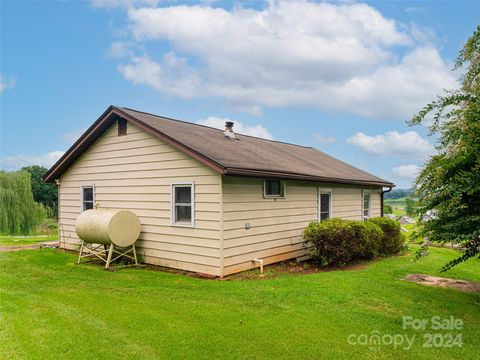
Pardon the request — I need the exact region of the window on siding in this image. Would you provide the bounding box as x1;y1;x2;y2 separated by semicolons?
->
362;190;370;221
264;179;285;198
319;189;332;221
172;183;194;226
82;186;94;211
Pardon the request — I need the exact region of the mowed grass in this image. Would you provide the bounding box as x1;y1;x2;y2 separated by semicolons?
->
0;247;479;359
0;235;58;247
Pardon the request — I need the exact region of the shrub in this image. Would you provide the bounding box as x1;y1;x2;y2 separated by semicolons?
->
349;221;382;259
368;217;403;255
303;218;383;267
303;219;351;266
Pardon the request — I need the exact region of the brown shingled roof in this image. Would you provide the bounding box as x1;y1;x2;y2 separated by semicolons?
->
43;105;394;187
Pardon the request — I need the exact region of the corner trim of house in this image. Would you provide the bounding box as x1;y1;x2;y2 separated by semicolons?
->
219;174;225;278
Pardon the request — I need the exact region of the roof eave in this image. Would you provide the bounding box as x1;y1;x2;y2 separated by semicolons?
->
43;106;226;183
223;167;394;188
43;105;117;183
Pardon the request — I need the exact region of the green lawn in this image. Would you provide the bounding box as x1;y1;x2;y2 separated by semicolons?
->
402;223;420;243
1;247;479;359
0;235;58;247
385;197;408;217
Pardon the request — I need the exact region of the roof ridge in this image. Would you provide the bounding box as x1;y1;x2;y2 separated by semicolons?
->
118;106;312;149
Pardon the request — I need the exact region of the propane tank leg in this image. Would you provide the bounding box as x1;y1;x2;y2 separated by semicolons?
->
77;240;85;264
132;245;138;265
105;243;114;269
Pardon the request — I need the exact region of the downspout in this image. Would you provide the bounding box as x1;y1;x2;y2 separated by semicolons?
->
252;258;264;275
381;186;393;217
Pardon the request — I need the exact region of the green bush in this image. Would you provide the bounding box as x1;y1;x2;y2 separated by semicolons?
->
368;217;403;255
303;219;352;266
303;218;383;267
349;221;382;259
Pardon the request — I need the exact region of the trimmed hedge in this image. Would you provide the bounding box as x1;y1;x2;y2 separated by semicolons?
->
303;217;403;267
302;218;382;267
368;217;404;255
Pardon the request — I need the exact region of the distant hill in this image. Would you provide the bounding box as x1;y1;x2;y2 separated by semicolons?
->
384;188;413;199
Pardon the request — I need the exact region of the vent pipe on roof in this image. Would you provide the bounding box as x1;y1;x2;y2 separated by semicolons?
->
224;121;235;139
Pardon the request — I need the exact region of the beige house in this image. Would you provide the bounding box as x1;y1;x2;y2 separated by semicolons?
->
44;106;394;277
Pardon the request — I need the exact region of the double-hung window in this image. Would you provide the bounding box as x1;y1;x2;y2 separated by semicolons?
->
81;186;95;211
264;179;286;198
318;188;332;221
362;190;370;221
172;183;194;227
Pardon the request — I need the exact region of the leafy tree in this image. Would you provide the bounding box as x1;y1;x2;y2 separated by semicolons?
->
408;26;480;270
383;204;393;214
21;165;57;214
0;171;47;235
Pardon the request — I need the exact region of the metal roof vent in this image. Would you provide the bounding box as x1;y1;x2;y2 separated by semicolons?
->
224;121;235;139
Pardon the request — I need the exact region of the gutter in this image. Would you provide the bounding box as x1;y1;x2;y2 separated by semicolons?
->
224;168;394;188
381;186;394;217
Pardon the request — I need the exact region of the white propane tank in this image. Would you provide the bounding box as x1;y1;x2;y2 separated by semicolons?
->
75;209;141;247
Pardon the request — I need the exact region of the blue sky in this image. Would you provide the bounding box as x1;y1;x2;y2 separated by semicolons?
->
1;0;479;188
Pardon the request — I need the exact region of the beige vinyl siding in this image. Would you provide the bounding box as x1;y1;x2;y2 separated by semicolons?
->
331;187;362;220
221;177;383;275
222;177;315;275
370;190;382;217
332;187;384;220
58;122;222;276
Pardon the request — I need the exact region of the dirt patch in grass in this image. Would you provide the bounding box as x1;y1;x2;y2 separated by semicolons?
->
0;241;58;252
404;274;480;292
80;258;373;280
224;259;373;280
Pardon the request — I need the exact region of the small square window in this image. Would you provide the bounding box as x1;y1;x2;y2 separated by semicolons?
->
264;179;285;198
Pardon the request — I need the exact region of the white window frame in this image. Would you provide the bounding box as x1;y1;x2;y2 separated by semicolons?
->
171;182;195;227
263;179;286;199
80;185;95;212
318;188;333;221
362;189;371;221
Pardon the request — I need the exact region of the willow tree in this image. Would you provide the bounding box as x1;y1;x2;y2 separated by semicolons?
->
408;26;480;270
0;170;46;235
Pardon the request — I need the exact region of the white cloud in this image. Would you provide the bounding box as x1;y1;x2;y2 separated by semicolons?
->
392;164;421;179
196;116;273;140
111;1;456;119
118;53;202;99
108;41;132;58
314;133;336;144
61;128;87;144
0;74;16;93
0;151;65;170
90;0;159;9
346;131;434;159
